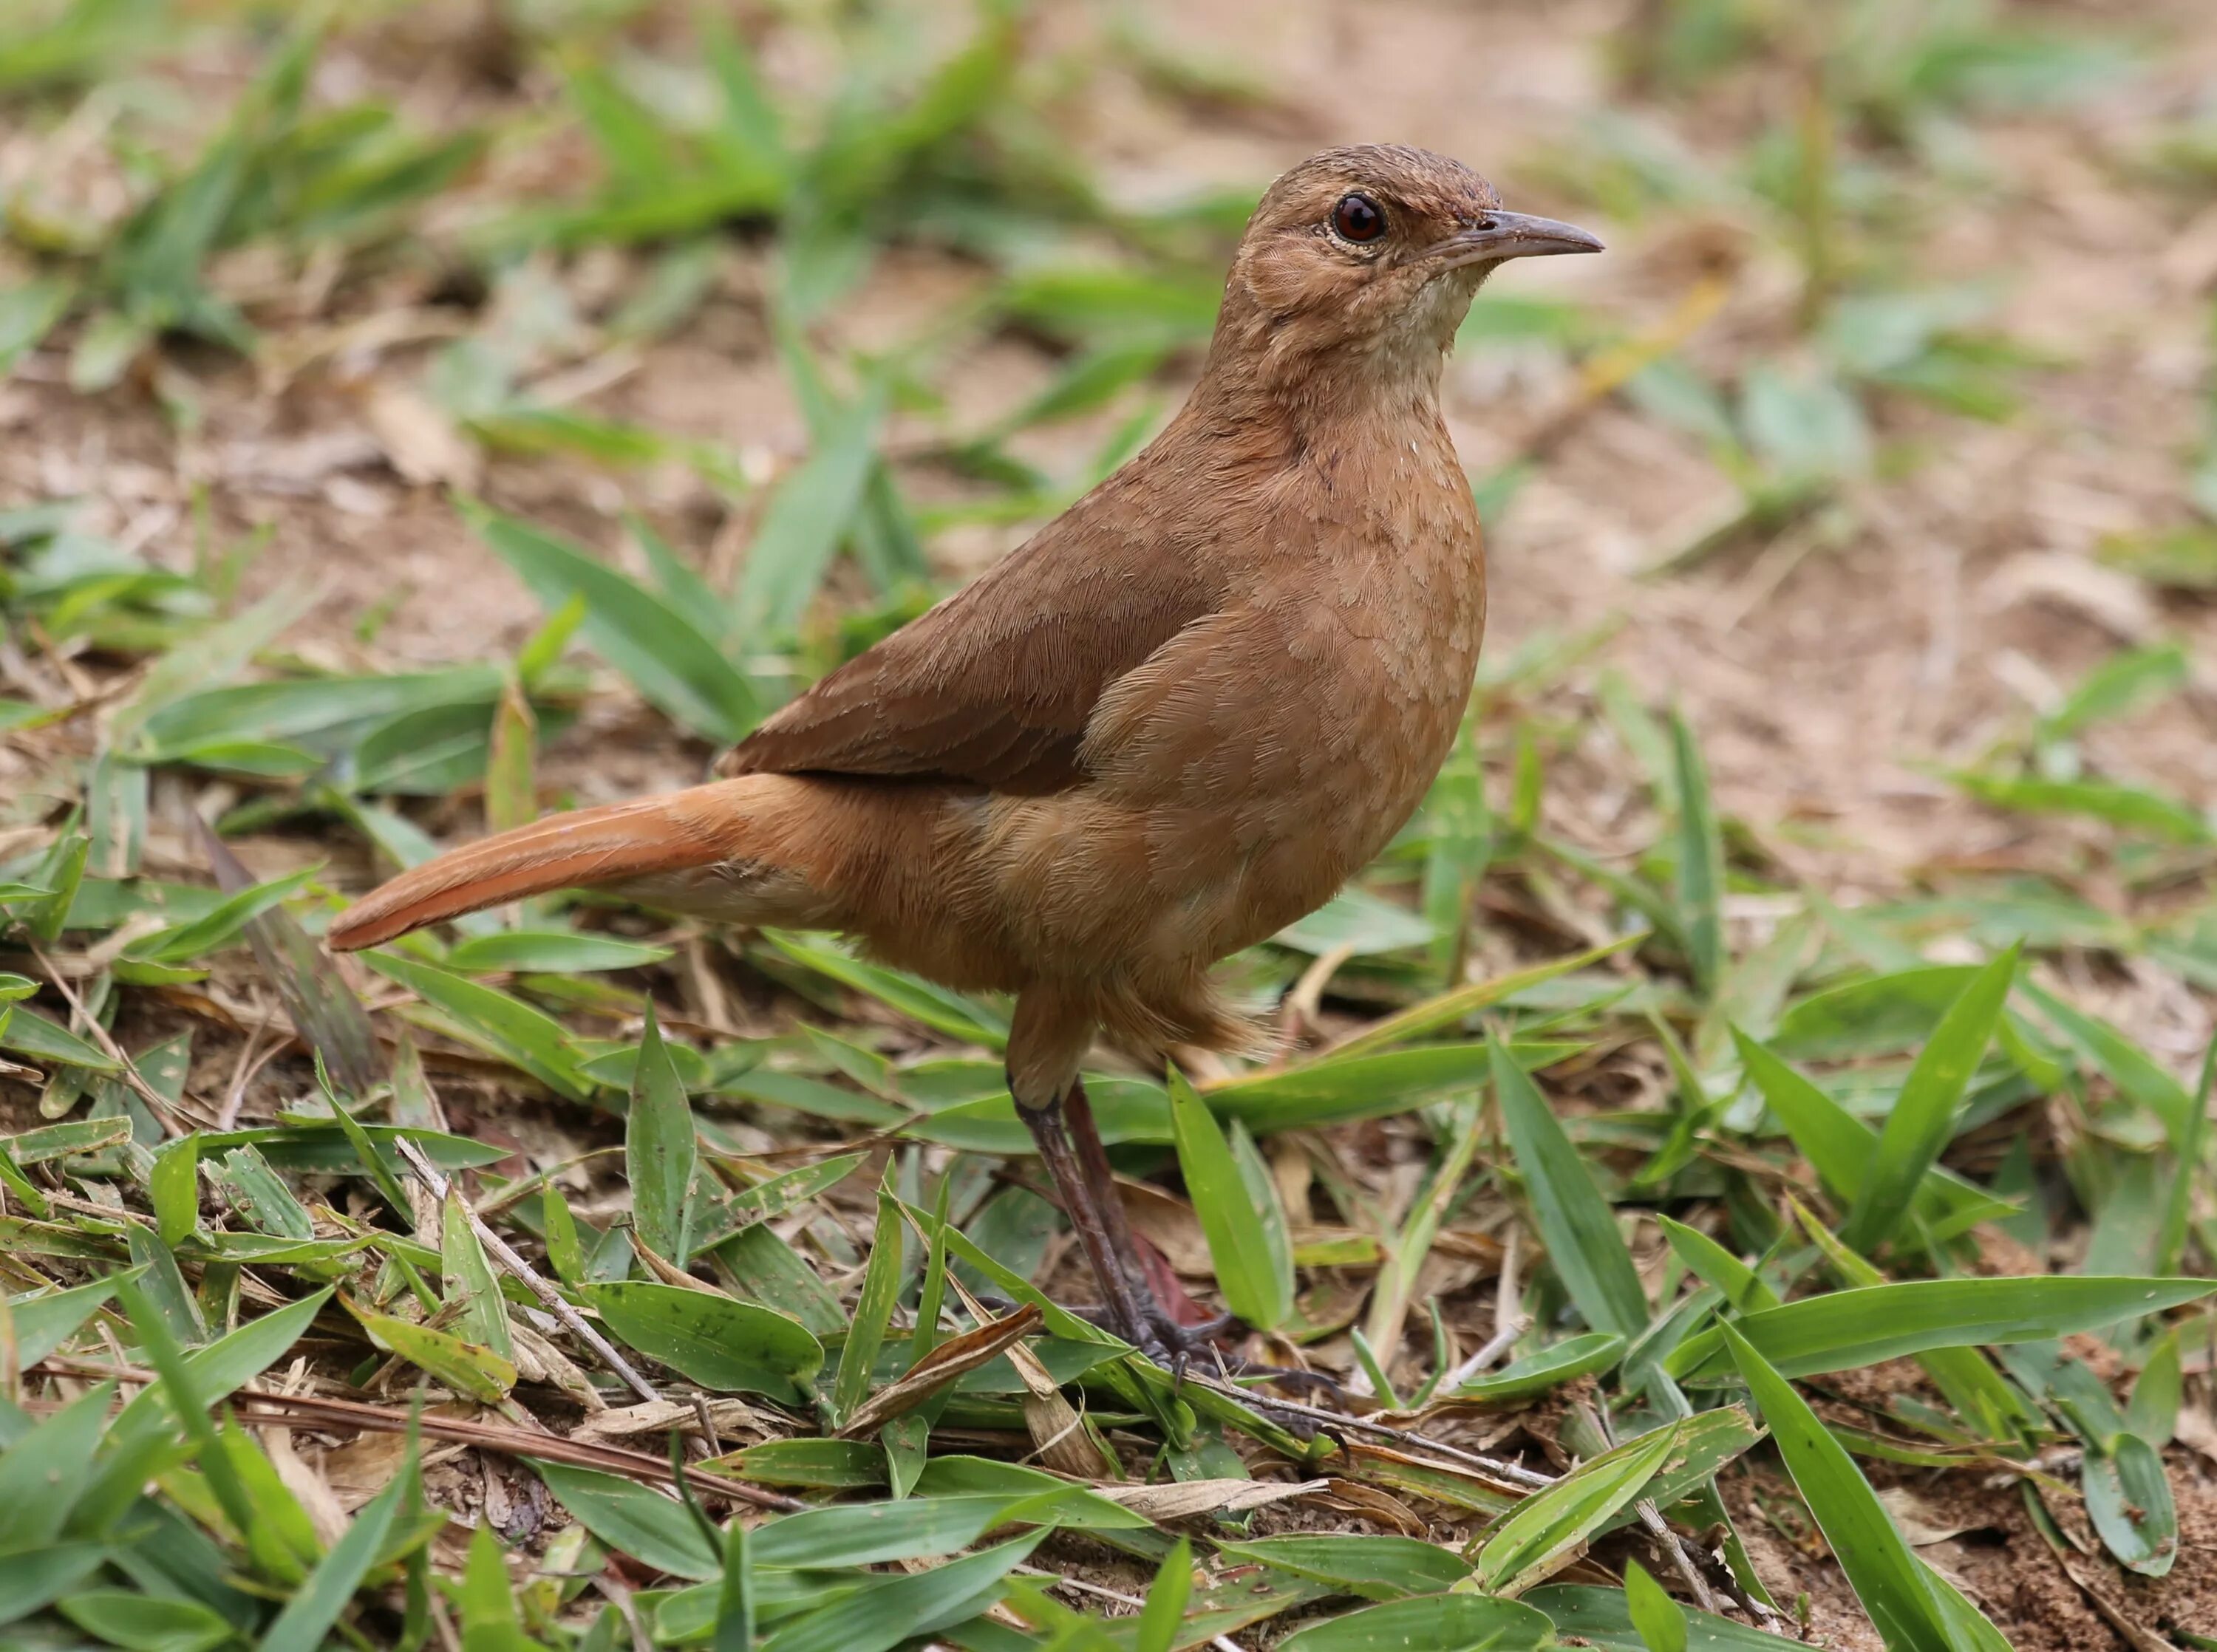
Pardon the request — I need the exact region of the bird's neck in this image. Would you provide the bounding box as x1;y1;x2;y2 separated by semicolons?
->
1177;280;1465;463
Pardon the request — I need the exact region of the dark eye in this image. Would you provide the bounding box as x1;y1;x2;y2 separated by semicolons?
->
1332;192;1385;243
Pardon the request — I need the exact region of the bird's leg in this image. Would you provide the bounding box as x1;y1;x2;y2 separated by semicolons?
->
1062;1076;1235;1356
1013;1079;1157;1352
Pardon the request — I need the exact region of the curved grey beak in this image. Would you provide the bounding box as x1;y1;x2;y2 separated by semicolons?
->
1422;211;1605;270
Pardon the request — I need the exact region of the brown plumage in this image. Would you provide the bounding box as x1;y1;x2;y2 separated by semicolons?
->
327;145;1601;1356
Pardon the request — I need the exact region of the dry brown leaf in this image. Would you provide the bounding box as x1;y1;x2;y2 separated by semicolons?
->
2057;1555;2176;1652
318;1429;415;1512
1984;552;2155;642
634;1241;723;1294
1094;1477;1327;1521
573;1397;765;1442
837;1304;1042;1438
219;429;382;494
261;1423;353;1547
1346;1438;1536;1500
1021;1386;1120;1481
1313;1477;1431;1537
1876;1487;2003;1548
1119;1181;1212;1274
940;1272;1121;1481
366;383;482;490
511;1321;610;1413
2174;1403;2217;1467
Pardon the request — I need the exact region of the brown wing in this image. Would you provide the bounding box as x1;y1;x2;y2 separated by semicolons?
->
720;485;1227;794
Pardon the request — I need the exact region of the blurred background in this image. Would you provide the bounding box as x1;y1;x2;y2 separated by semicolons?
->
6;0;2217;1005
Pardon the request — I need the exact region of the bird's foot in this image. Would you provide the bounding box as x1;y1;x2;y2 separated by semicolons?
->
1044;1296;1238;1380
1127;1305;1239;1385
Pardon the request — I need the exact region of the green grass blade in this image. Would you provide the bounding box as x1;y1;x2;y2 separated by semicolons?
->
257;1436;411;1652
2084;1431;2176;1577
1168;1064;1293;1329
757;1533;1043;1652
1278;1593;1556;1652
1474;1421;1679;1596
1322;934;1641;1060
0;1382;115;1551
1733;1029;2012;1236
627;1006;698;1266
1718;1322;1955;1652
1669;710;1723;995
7;1274;126;1366
1789;1201;2034;1443
1842;945;2019;1252
536;1459;719;1579
1624;1559;1688;1652
730;382;885;641
1134;1536;1193;1652
1362;1099;1482;1370
1492;1033;1648;1337
584;1281;823;1403
716;1515;755;1652
440;1189;514;1362
1670;1275;2214;1382
471;502;759;743
832;1188;905;1428
361;951;590;1102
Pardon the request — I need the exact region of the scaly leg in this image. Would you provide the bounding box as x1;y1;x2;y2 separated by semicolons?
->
1013;1082;1156;1351
1062;1075;1234;1358
1007;990;1232;1366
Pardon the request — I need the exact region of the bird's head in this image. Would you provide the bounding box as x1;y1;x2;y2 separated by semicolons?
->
1206;144;1601;393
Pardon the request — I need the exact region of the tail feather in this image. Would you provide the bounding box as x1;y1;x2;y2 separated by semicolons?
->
326;780;763;952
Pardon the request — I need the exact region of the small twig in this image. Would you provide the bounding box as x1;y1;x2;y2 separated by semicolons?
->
1438;1311;1531;1393
689;1393;724;1458
219;1015;290;1130
28;943;193;1136
1638;1498;1720;1615
1579;1397;1719;1616
1186;1373;1554;1489
1494;1223;1522;1340
1016;1566;1144;1609
30;1356;802;1510
1281;942;1357;1044
389;1133;663;1407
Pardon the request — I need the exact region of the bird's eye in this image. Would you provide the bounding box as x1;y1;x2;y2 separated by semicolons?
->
1332;193;1386;243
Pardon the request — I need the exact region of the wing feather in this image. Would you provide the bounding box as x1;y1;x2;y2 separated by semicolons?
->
721;484;1227;793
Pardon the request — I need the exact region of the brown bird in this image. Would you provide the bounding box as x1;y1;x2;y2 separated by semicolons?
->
328;145;1600;1359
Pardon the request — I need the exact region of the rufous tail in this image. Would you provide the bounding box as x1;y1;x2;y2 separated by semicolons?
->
326;778;774;952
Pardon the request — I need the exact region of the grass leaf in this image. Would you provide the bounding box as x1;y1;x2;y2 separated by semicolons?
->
1842;944;2020;1251
1669;1275;2214;1381
1624;1559;1689;1652
1719;1321;1958;1652
584;1280;823;1402
1493;1033;1648;1337
1670;711;1724;994
259;1434;413;1652
627;1006;698;1266
1474;1421;1679;1596
471;503;759;743
831;1188;905;1428
1168;1064;1293;1328
1278;1594;1556;1652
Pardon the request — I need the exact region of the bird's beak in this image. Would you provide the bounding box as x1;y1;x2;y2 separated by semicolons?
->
1420;211;1605;271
